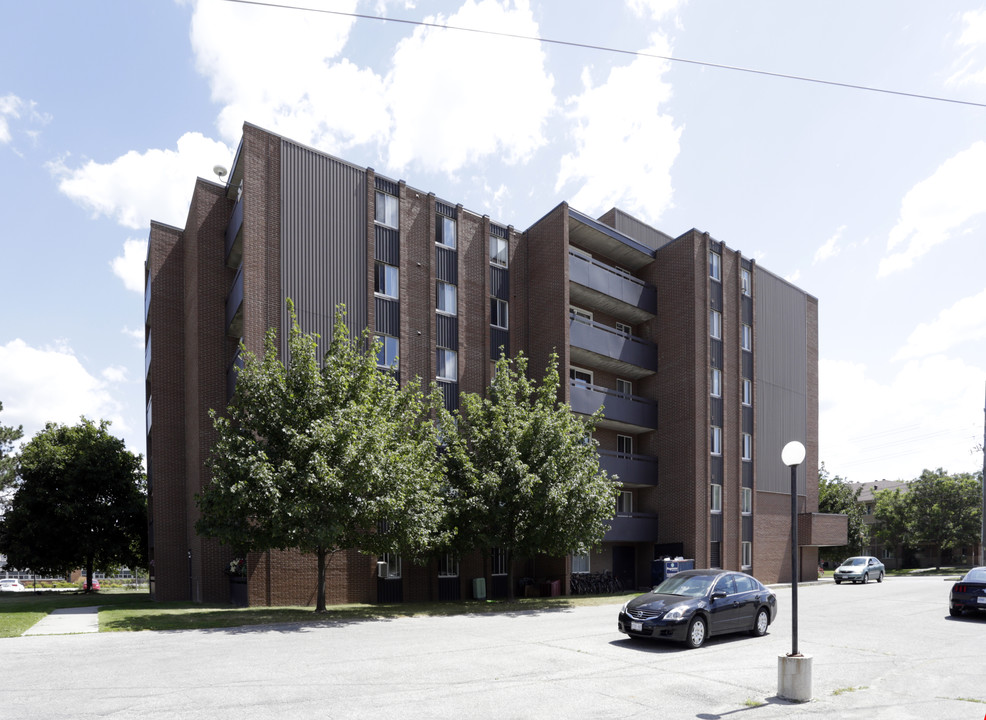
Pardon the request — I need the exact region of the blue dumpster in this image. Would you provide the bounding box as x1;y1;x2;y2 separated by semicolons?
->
651;558;695;587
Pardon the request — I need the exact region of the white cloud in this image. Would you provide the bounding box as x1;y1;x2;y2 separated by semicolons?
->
947;9;986;87
555;34;681;223
878;141;986;277
0;339;127;444
122;327;145;349
812;225;845;265
102;366;129;383
626;0;682;21
50;132;232;230
820;355;984;481
188;0;390;151
0;94;22;144
893;288;986;361
111;238;149;293
384;0;555;174
0;94;49;148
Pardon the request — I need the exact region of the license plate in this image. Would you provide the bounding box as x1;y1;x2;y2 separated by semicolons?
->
977;597;986;605
631;621;642;632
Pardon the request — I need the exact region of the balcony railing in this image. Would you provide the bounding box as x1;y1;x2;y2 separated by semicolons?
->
569;314;657;376
568;251;656;320
226;265;244;337
603;512;659;543
226;348;244;402
598;450;658;487
569;381;658;432
225;195;244;267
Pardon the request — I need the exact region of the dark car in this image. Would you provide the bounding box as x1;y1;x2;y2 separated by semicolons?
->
617;569;777;649
833;556;885;584
949;566;986;617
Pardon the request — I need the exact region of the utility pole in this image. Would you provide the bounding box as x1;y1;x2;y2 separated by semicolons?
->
981;383;985;566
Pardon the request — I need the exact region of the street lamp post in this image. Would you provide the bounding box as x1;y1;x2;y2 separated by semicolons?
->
782;440;806;656
778;440;810;702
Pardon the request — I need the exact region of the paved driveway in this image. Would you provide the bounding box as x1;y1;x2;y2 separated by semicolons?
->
1;576;982;719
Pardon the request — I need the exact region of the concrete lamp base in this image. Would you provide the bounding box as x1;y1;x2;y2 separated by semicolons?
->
777;653;813;702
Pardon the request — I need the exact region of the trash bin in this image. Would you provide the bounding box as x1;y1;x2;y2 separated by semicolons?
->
472;577;486;600
651;558;694;586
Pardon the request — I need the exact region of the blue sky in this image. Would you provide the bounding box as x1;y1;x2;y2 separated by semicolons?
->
1;0;984;483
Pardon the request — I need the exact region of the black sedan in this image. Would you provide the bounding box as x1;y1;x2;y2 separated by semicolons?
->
949;566;986;617
618;569;777;649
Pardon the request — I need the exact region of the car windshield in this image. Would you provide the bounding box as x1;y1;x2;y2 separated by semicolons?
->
844;558;866;566
654;574;715;598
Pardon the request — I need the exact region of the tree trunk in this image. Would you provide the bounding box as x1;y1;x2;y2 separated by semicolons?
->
315;546;327;613
85;556;94;592
505;547;514;601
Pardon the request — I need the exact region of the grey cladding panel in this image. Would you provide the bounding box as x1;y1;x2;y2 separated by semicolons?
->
754;269;809;495
281;142;368;357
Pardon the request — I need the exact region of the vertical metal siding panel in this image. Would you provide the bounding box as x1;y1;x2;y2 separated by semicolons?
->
281;142;368;360
754;269;808;495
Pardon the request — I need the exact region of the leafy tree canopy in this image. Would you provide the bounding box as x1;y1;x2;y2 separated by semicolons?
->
0;418;146;589
443;352;620;599
197;302;447;612
0;400;24;504
907;468;982;569
817;463;868;560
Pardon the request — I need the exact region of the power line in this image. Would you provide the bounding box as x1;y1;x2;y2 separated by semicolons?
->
222;0;986;109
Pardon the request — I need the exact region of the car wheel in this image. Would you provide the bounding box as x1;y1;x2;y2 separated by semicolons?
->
834;578;841;584
862;573;869;584
685;616;707;649
750;608;770;637
877;571;884;583
949;607;963;618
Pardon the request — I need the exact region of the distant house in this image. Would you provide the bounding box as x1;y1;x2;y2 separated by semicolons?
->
850;481;909;568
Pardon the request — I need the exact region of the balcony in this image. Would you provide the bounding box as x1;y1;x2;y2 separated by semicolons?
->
603;512;659;543
598;450;658;487
226;265;244;337
569;315;657;379
226;347;244;402
569;381;658;433
144;333;151;381
568;251;656;324
225;195;243;268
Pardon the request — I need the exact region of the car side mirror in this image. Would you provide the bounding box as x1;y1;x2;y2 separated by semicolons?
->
711;592;727;600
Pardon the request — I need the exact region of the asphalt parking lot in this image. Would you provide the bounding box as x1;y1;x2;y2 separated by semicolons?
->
1;575;983;719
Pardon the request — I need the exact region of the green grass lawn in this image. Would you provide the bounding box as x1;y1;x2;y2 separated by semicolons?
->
2;589;630;637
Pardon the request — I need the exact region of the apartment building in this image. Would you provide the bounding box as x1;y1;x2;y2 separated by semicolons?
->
144;122;840;606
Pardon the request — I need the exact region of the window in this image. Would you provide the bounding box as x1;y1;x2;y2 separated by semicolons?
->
436;215;456;248
710;541;722;568
436;281;456;315
571;553;589;574
711;368;722;398
742;378;752;406
617;434;633;457
741;324;752;351
491;548;507;575
617;490;633;515
378;553;401;579
711;483;722;512
710;251;721;281
741;268;752;296
617;378;632;397
710;309;722;339
490;236;508;267
742;433;752;461
376;335;399;369
711;425;722;455
570;306;592;323
741;487;752;514
570;367;593;387
374;262;398;299
490;298;508;329
375;191;398;228
615;322;631;336
437;349;457;381
742;542;752;568
438;554;459;578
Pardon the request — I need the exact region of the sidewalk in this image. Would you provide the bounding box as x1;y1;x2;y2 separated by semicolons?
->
22;606;100;636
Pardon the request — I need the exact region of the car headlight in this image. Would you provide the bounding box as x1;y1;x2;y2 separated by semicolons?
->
663;607;686;621
621;602;629;614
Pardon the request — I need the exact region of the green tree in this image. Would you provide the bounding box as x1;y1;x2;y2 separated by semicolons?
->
196;302;446;612
873;487;914;564
0;418;146;590
443;352;620;600
817;463;868;562
907;468;982;569
0;400;24;506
